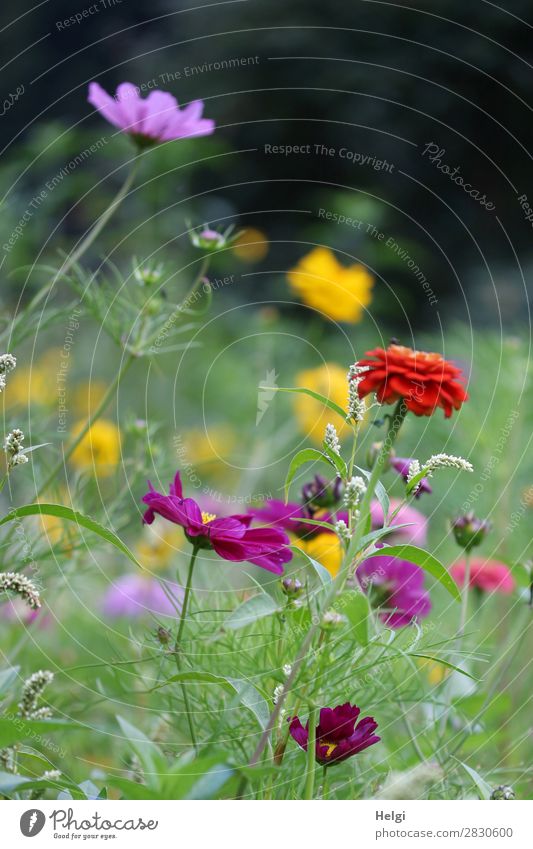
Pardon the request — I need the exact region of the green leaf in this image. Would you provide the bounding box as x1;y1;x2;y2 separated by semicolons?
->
155;752;234;800
116;716;166;783
359;544;461;601
456;760;492;800
356;524;413;552
0;666;19;696
0;718;76;748
0;772;85;798
184;763;235;799
336;590;369;646
284;448;330;501
322;442;348;480
0;504;141;568
108;777;160;800
292;545;333;587
225;594;279;630
410;654;478;681
261;385;347;420
292;517;338;533
355;465;389;520
405;467;430;496
156;672;270;730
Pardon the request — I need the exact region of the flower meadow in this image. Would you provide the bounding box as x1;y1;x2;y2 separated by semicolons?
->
0;75;532;807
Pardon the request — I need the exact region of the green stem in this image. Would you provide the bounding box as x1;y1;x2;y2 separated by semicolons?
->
174;546;199;751
304;706;318;800
12;157;140;330
38;352;135;496
448;607;531;758
175;546;199;651
457;550;472;641
354;401;407;539
246;401;407;771
439;550;473;738
60;158;141;277
322;765;330;799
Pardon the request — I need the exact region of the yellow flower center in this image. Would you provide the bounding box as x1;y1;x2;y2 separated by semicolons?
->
323;741;338;758
201;512;216;524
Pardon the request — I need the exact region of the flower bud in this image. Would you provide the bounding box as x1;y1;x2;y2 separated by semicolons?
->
155;626;172;646
451;512;491;551
190;226;234;252
367;441;393;471
301;474;343;511
281;577;303;599
133;258;165;287
490;785;515;800
320;609;345;631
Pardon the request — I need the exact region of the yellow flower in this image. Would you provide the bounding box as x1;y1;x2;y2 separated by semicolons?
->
5;349;63;408
232;228;269;262
287;246;374;323
38;489;77;552
181;425;236;474
72;381;108;416
417;657;449;686
70;419;121;478
135;521;184;571
295;532;343;578
294;363;349;445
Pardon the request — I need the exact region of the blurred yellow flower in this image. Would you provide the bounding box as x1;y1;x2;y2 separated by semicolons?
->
72;381;108;416
6;348;63;408
287;247;374;322
135;521;184;571
417;657;449;686
294;363;349;445
232;227;269;262
70;419;121;478
295;532;343;578
38;490;77;553
181;425;236;471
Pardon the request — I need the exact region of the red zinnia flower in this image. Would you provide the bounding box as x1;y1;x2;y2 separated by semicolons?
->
355;344;468;417
451;557;515;595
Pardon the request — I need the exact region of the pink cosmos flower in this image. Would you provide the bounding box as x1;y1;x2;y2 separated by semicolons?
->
357;554;432;628
87;82;215;145
0;599;49;627
142;471;293;575
451;557;515;595
370;497;428;546
102;573;183;619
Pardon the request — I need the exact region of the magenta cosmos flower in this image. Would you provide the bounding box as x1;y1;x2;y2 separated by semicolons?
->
102;573;182;618
88;82;215;145
142;471;292;575
357;554;431;628
248;499;336;538
289;703;380;765
451;557;515;595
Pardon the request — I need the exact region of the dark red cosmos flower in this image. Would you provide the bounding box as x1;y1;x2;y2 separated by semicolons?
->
289;703;380;765
355;344;468;418
142;471;292;575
